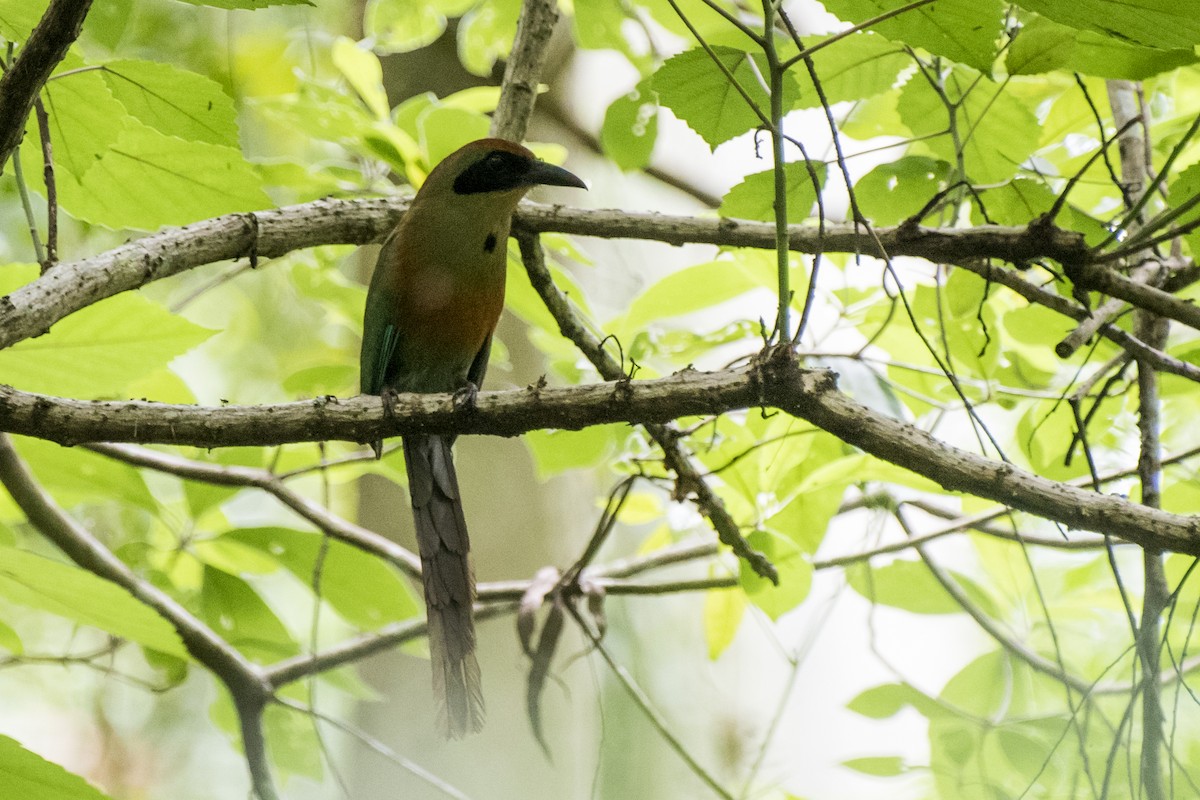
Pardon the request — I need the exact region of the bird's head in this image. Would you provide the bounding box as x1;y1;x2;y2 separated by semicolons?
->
420;138;587;203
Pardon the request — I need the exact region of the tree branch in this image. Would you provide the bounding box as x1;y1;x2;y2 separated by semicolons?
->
491;0;560;143
0;434;279;798
0;0;93;175
0;198;1092;351
6;353;1199;559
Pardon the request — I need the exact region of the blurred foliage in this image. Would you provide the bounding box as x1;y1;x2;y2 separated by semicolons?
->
0;0;1199;799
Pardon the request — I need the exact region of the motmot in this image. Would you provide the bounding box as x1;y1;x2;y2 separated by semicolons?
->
360;138;585;737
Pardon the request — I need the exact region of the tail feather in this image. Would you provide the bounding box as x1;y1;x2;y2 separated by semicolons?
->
403;434;484;738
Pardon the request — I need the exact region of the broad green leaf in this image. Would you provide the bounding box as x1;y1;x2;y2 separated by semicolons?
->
0;734;115;800
940;649;1009;716
842;756;905;777
616;257;764;335
788;32;910;108
0;617;23;654
854;156;950;226
1008;14;1197;78
574;0;651;65
331;37;389;119
847;682;945;719
819;0;1003;73
899;67;1039;185
22;60;128;189
601;81;658;171
1168;163;1200;259
846;558;976;614
200;566;297;660
101;59;239;146
15;437;156;511
67;119;272;230
228;527;420;629
703;586;745;659
264;703;323;781
1015;0;1200;50
174;0;313;7
366;0;475;54
654;46;799;149
0;0;42;40
457;0;521;76
0;268;214;397
0;545;188;658
739;530;811;619
524;426;619;478
417;106;491;167
192;538;279;575
720;161;827;224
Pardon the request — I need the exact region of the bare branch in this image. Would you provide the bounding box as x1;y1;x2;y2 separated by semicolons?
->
5;353;1200;557
84;443;422;578
491;0;560;143
0;197;1092;352
0;434;279;798
0;0;93;175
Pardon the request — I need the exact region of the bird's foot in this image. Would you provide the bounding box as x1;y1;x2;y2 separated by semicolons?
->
453;381;479;413
381;386;400;419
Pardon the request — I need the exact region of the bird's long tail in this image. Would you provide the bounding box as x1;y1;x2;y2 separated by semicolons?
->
402;434;484;738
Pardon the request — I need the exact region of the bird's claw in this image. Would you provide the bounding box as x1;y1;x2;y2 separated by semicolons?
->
453;381;479;412
381;387;400;418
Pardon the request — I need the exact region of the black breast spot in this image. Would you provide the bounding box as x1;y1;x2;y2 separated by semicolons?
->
483;232;498;253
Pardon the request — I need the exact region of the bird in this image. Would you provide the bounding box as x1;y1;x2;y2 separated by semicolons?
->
359;138;585;738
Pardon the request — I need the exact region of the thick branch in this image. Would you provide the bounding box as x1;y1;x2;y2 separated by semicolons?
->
0;435;262;689
491;0;559;143
0;198;1090;351
4;354;1200;557
0;0;93;175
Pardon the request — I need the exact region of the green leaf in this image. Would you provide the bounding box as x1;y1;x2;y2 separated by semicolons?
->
0;545;188;658
457;0;521;76
654;46;798;149
173;0;313;8
819;0;1003;73
0;617;23;654
899;67;1039;185
524;426;619;478
365;0;475;54
940;649;1009;716
0;734;115;800
854;156;950;226
720;161;826;224
847;682;937;718
842;756;905;777
739;530;811;619
615;257;765;335
601;81;659;171
66;119;273;230
264;703;322;781
21;60;128;189
0;270;214;397
0;0;42;40
331;36;389;119
1014;0;1200;50
15;437;156;512
1008;15;1198;79
417;105;492;167
228;527;420;629
846;559;969;614
100;59;240;146
200;566;297;660
703;586;746;659
788;32;910;108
